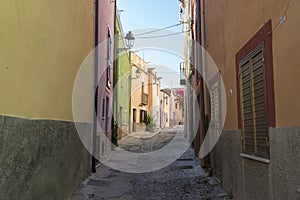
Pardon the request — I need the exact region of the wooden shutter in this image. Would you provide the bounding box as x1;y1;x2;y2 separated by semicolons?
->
239;44;269;159
210;82;220;131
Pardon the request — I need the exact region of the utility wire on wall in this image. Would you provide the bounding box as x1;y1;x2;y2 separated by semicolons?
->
269;0;292;34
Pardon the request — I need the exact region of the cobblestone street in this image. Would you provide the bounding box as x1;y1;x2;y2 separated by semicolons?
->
70;126;230;200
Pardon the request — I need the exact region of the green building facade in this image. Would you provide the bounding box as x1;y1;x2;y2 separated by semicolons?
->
113;15;131;141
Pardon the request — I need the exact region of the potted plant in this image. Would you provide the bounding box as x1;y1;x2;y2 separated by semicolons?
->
145;115;156;132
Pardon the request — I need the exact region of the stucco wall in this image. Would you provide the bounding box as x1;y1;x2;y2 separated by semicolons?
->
0;1;95;198
210;128;300;200
0;0;94;121
96;0;115;139
0;115;91;200
204;0;300;129
114;16;131;136
130;52;149;126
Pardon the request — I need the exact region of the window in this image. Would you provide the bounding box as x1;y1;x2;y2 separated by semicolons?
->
140;110;147;123
239;44;269;159
141;82;145;94
210;80;220;134
236;20;275;161
102;98;105;118
107;27;112;88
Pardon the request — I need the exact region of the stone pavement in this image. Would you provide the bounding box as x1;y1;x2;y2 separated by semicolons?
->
69;126;231;200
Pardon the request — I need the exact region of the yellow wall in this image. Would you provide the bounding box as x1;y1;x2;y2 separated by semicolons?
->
0;0;94;121
204;0;300;129
130;53;149;124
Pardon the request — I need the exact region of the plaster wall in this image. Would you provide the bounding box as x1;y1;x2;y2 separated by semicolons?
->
0;0;94;121
210;128;300;200
204;0;300;129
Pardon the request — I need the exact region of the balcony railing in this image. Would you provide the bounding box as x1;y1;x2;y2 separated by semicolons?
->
141;93;148;105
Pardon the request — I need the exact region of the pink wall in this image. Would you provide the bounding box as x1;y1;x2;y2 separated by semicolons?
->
97;0;115;138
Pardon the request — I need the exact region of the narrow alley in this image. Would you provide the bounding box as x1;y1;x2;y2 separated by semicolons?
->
1;0;300;199
70;126;228;200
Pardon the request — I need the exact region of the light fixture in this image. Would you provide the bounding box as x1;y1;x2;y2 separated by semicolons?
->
117;31;135;53
135;68;141;78
125;31;135;49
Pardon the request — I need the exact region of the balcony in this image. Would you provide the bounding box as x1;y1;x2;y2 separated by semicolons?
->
141;93;148;105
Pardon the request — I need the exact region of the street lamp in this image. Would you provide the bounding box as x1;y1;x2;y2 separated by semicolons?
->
125;31;135;49
135;68;141;78
117;31;135;53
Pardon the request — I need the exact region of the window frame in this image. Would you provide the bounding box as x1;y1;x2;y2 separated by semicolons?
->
236;20;275;161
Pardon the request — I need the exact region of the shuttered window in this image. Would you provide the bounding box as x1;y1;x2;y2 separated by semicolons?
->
239;44;270;159
211;82;220;132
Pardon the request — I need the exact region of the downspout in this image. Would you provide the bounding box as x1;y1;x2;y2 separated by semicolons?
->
128;51;132;133
92;0;99;173
198;0;206;165
111;0;117;145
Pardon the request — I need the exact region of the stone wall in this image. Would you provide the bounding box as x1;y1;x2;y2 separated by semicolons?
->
0;115;91;200
210;128;300;200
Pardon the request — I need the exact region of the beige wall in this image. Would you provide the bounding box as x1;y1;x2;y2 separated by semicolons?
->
131;52;148;124
204;0;300;129
161;91;170;128
174;100;183;125
0;0;94;121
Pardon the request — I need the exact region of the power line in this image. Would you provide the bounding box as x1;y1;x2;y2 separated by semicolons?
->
136;30;189;39
135;23;182;36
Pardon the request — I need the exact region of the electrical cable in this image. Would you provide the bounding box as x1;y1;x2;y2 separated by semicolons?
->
135;23;182;36
135;30;190;39
268;0;292;34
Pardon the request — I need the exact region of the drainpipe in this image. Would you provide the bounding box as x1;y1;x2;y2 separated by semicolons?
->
112;0;117;146
128;51;132;133
92;0;99;173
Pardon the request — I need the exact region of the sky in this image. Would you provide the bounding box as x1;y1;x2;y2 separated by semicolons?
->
117;0;184;88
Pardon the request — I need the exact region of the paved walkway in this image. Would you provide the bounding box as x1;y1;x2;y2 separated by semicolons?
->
69;127;230;200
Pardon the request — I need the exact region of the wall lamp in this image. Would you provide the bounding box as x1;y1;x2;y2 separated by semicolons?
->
129;68;141;80
117;31;135;53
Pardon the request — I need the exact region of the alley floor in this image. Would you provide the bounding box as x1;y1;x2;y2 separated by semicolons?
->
69;126;230;200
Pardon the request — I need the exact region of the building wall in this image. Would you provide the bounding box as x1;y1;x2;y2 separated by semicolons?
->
130;52;148;131
96;0;115;155
174;99;183;125
0;0;94;199
148;71;161;129
161;90;170;128
201;0;300;199
152;81;161;129
204;0;300;129
0;0;94;120
114;16;131;137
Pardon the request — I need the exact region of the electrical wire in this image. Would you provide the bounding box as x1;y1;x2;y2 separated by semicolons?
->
135;30;189;39
269;0;292;34
135;23;182;36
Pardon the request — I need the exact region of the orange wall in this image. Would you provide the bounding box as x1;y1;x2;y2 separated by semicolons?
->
204;0;300;129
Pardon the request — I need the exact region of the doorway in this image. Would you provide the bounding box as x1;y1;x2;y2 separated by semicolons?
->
132;108;137;132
